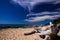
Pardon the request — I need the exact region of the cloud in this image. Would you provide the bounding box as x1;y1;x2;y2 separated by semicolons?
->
56;8;60;11
54;0;60;4
25;15;52;22
27;12;60;16
11;0;60;22
11;0;60;10
25;15;60;22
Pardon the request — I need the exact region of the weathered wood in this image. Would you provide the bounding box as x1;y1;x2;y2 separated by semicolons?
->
24;30;36;35
24;22;60;40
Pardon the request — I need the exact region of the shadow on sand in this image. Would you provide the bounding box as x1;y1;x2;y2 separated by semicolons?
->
39;35;60;40
54;35;60;40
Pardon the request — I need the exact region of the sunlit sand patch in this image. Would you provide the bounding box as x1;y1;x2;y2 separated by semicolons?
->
0;27;60;40
0;28;42;40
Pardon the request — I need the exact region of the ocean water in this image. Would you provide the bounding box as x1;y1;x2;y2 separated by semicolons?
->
0;24;28;28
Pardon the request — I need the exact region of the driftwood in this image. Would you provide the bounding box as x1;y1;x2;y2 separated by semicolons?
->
24;22;60;40
24;30;36;35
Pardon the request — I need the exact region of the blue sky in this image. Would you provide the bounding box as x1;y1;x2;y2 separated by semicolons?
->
0;0;60;24
0;0;28;24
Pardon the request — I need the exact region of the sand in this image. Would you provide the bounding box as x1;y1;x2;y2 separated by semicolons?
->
0;28;42;40
0;28;60;40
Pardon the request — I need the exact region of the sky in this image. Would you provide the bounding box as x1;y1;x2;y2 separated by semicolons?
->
0;0;60;24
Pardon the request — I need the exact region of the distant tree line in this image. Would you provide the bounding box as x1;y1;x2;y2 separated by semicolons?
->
45;18;60;25
52;18;60;24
